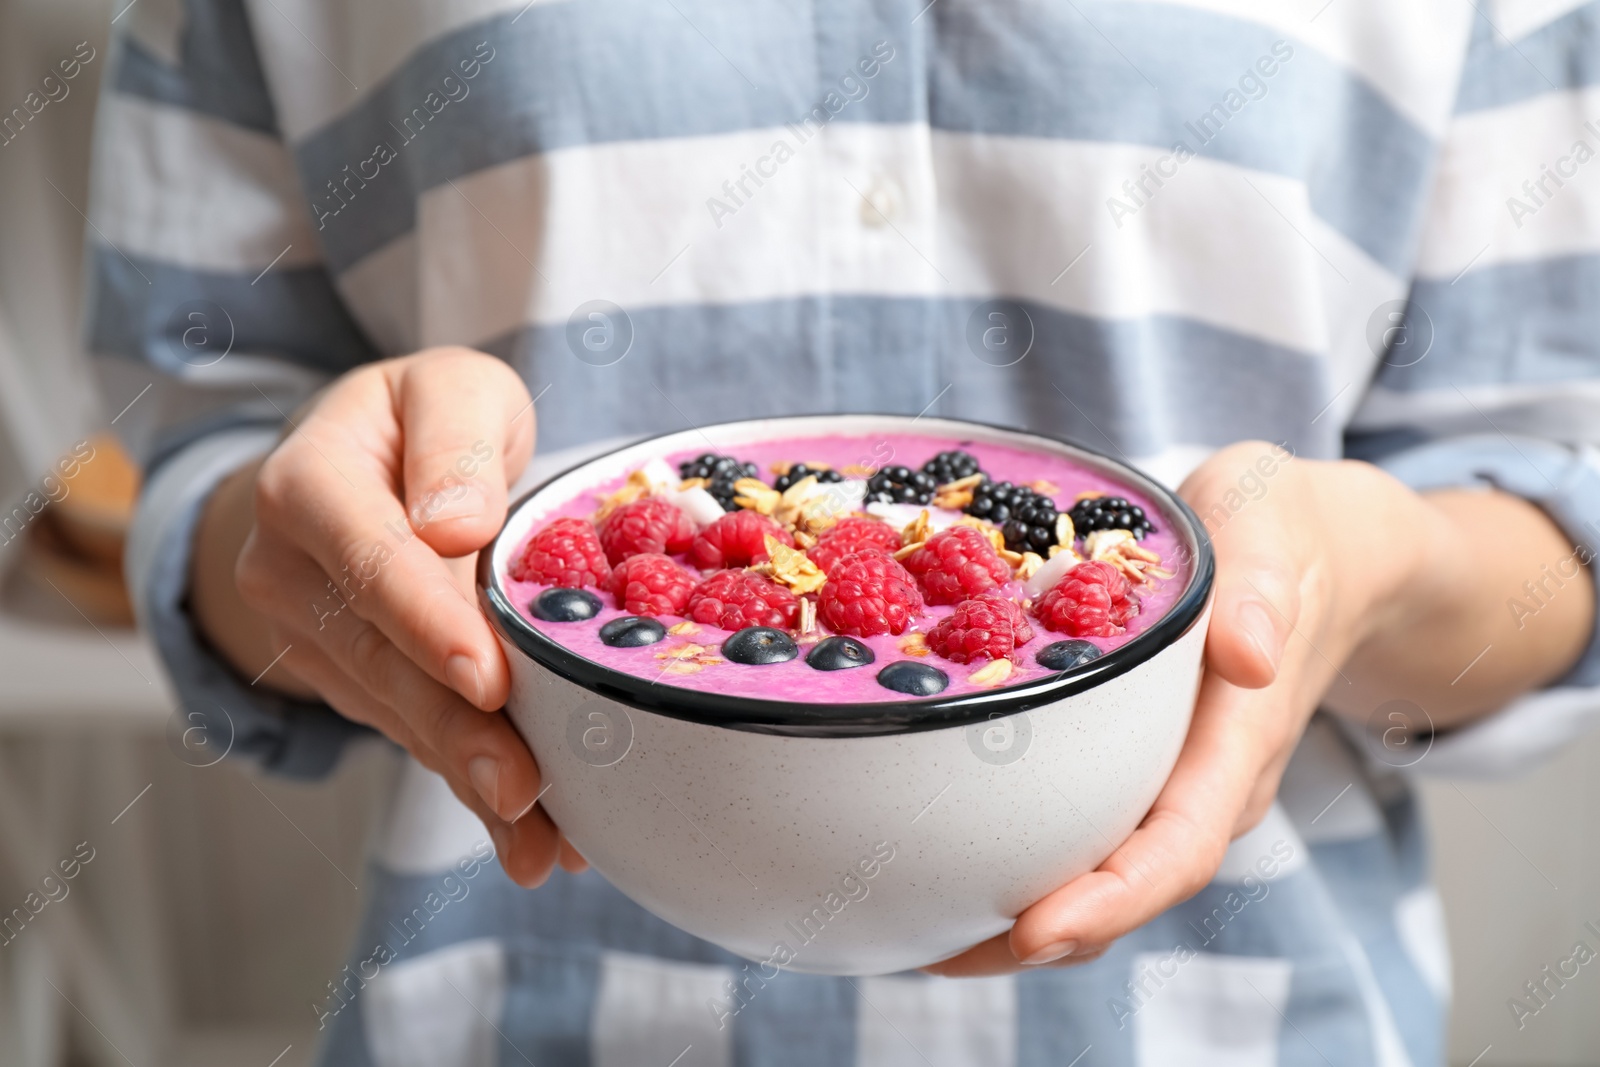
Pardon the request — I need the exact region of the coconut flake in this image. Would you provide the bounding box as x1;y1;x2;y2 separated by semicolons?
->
667;485;725;527
637;457;681;495
865;501;965;531
1025;545;1083;597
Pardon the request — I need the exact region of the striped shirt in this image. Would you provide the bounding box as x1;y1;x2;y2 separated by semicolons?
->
89;0;1600;1063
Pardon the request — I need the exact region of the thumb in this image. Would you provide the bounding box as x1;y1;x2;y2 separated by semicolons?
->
397;349;535;557
1206;543;1299;689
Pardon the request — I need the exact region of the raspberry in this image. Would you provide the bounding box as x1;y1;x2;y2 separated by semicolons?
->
598;497;696;565
686;570;800;630
927;593;1034;663
1033;560;1137;637
808;517;903;575
689;510;793;570
817;550;924;637
901;525;1013;605
609;553;695;616
511;517;610;588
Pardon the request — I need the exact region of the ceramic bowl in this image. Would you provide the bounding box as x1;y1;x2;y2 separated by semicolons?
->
479;415;1213;976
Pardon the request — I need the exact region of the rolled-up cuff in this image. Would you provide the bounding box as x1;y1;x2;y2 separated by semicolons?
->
1377;434;1600;777
126;426;370;779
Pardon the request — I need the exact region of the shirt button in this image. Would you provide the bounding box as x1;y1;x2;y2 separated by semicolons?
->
859;174;902;227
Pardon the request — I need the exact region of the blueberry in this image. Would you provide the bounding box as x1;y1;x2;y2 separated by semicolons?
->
805;636;875;671
531;587;602;622
599;615;667;647
722;627;798;665
1036;639;1102;671
876;661;949;696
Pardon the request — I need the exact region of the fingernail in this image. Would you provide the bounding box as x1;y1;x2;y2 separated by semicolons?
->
1237;602;1282;669
1021;940;1077;965
417;482;487;525
467;755;501;814
446;654;484;706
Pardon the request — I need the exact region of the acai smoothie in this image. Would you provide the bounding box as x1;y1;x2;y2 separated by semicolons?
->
502;432;1188;704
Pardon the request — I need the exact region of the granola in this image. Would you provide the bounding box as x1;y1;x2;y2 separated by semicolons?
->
968;659;1014;687
733;477;780;515
748;534;827;595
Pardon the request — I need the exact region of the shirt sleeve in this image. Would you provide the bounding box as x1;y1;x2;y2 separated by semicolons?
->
1344;6;1600;777
87;0;381;778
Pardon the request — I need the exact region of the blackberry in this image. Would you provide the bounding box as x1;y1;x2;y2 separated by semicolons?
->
921;449;985;486
678;452;760;511
774;463;843;493
966;481;1060;553
960;481;1049;551
965;480;1028;524
865;465;937;505
1067;495;1156;540
1002;496;1061;554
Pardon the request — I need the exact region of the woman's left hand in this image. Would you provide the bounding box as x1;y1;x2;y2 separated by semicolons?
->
925;438;1555;976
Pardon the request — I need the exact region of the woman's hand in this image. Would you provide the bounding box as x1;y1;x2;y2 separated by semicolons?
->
191;347;585;887
927;440;1590;976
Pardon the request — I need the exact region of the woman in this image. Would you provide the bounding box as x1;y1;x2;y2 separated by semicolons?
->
91;0;1600;1061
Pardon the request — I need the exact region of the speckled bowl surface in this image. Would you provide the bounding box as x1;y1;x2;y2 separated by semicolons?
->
479;415;1214;975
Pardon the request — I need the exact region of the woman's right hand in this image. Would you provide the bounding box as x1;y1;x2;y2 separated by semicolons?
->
191;347;582;886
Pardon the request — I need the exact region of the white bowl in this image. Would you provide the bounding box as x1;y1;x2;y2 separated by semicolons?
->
479;415;1214;976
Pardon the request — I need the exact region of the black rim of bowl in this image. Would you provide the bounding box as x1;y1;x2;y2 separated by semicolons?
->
477;415;1214;738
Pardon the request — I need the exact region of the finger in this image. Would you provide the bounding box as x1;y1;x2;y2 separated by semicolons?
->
310;599;544;824
1203;522;1302;691
277;637;429;755
255;429;510;710
279;638;562;888
923;934;1024;977
242;533;543;823
457;776;563;889
557;837;589;874
397;351;535;558
1206;555;1298;689
1006;672;1263;965
923;934;1110;977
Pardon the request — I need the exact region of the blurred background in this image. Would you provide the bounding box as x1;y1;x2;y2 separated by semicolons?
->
0;2;1596;1065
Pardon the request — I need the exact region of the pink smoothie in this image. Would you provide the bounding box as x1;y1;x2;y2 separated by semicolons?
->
504;433;1190;703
